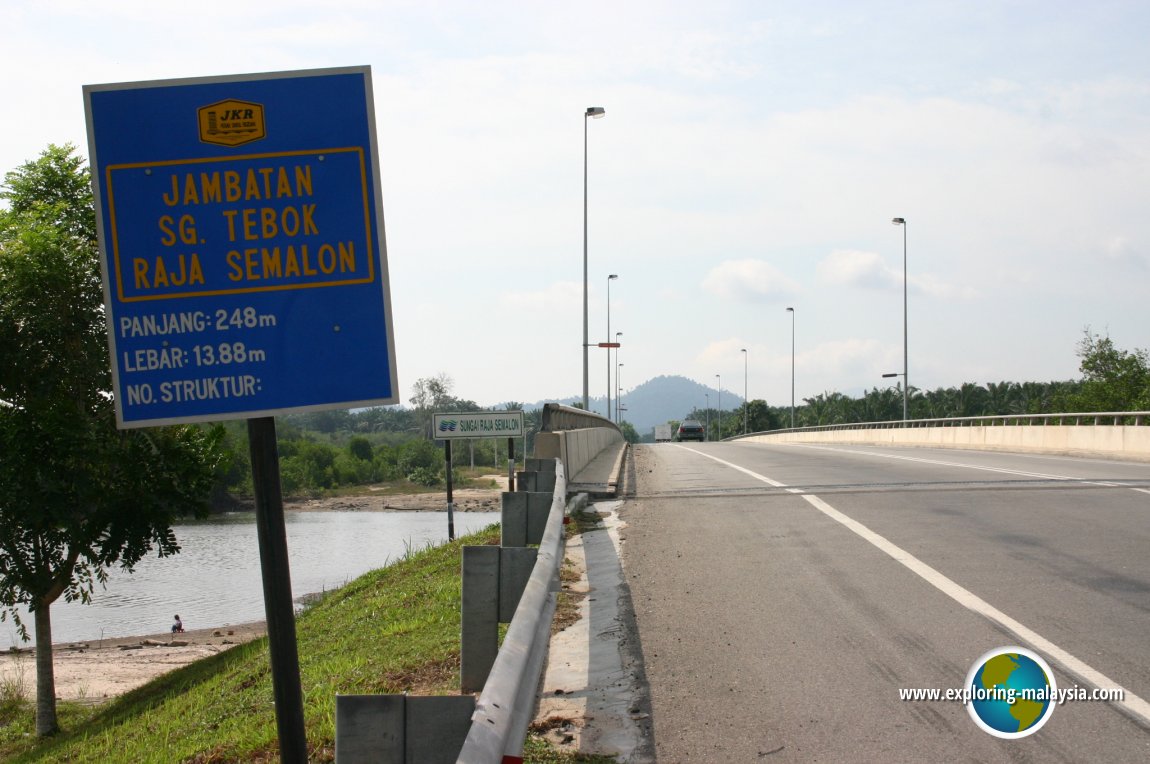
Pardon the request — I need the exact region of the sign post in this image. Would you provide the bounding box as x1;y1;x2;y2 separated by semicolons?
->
84;67;397;763
445;439;455;541
434;411;526;533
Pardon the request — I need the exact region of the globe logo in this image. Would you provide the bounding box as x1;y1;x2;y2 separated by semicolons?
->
965;647;1057;738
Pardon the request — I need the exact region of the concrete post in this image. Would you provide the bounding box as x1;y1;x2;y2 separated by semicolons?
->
516;470;539;492
335;694;404;763
406;696;477;763
499;547;538;623
501;491;554;547
335;694;475;763
461;545;500;692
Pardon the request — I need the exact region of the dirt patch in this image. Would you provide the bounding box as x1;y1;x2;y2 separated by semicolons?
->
0;622;267;704
282;476;508;514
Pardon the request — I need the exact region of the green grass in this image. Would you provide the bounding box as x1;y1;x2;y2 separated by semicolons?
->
0;521;618;763
0;525;501;763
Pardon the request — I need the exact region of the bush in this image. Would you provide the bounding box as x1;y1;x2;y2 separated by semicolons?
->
406;466;442;487
397;438;441;475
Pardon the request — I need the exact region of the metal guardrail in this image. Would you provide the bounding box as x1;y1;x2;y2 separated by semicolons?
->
732;411;1150;439
457;458;570;763
539;401;622;435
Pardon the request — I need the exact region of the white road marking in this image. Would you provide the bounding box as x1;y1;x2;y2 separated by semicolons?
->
679;445;1150;726
789;443;1150;494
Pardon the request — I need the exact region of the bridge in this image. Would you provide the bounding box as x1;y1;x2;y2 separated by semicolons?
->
545;412;1150;761
339;411;1150;761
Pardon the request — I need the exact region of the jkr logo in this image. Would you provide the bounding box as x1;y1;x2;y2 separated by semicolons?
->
197;99;266;147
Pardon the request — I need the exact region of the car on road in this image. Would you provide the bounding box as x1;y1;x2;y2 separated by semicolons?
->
675;419;706;442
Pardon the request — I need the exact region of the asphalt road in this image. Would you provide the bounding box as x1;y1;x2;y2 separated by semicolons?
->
620;442;1150;761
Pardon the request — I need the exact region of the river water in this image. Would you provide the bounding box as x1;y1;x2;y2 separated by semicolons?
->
1;510;500;648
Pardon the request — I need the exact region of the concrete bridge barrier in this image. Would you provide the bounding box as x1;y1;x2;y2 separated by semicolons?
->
737;412;1150;463
533;403;625;482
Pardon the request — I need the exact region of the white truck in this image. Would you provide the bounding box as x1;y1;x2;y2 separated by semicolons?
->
654;424;673;442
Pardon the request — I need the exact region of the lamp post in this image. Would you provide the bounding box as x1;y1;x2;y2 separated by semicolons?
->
892;217;908;421
617;363;624;422
705;393;710;441
715;374;721;440
582;106;606;410
606;273;618;420
615;332;623;420
741;348;748;434
786;307;795;429
882;371;906;420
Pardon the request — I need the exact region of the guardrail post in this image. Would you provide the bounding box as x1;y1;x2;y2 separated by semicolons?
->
335;694;476;763
526;457;556;473
461;544;540;692
335;695;404;763
499;547;538;623
517;468;556;493
516;470;537;492
406;696;477;762
501;491;553;547
461;545;500;693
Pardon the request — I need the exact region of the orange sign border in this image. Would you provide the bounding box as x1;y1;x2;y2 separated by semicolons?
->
105;147;375;302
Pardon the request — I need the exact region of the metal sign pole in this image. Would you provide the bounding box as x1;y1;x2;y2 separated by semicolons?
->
445;439;455;541
247;416;307;763
507;437;516;492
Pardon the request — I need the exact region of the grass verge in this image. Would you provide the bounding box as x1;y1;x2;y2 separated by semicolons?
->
0;518;618;763
0;526;503;763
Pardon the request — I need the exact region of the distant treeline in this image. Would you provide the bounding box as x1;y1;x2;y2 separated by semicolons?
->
682;332;1150;440
211;334;1150;494
210;375;543;500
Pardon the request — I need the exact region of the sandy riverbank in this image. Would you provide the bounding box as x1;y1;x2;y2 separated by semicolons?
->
279;476;508;514
0;622;268;704
283;485;504;513
0;480;509;705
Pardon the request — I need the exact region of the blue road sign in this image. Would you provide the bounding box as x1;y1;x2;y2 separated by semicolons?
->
84;67;398;427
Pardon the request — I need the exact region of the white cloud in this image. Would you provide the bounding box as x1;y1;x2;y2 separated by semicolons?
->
1103;235;1147;269
501;281;582;311
701;259;799;302
818;250;898;290
817;250;975;299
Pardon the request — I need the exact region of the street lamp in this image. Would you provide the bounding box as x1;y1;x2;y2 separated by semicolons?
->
882;371;906;419
606;273;618;420
715;374;721;440
615;332;623;421
705;393;710;441
892;217;908;421
617;363;624;422
786;307;795;429
582;106;606;410
741;349;748;434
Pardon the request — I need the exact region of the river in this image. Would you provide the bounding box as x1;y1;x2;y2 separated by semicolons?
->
1;510;500;647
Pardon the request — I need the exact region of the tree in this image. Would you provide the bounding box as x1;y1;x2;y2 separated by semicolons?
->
409;373;456;411
0;145;221;735
409;373;479;438
742;399;780;432
1072;330;1150;412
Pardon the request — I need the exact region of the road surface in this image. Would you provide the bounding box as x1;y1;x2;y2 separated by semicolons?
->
620;442;1150;761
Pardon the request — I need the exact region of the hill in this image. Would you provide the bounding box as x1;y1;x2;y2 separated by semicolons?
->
532;375;745;439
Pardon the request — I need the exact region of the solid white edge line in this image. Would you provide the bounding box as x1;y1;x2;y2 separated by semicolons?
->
789;443;1150;497
680;445;1150;726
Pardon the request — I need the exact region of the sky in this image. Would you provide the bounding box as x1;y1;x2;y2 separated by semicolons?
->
3;1;1149;414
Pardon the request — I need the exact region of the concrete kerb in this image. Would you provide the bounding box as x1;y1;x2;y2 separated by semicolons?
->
606;442;628;493
534;501;650;761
